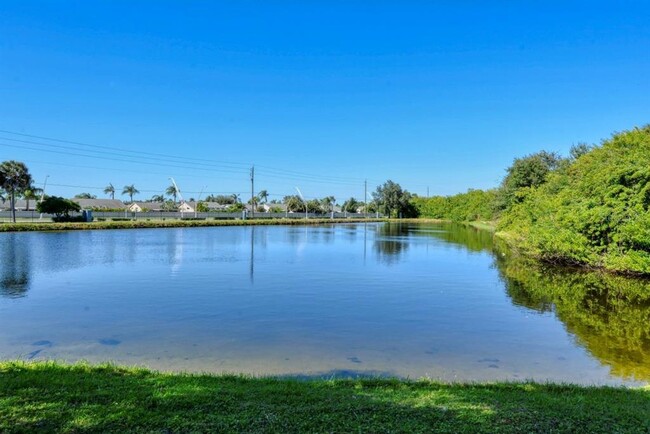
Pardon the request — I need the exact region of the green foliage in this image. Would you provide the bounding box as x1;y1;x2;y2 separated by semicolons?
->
121;184;139;202
498;125;650;274
495;151;563;210
74;192;97;199
342;197;361;213
373;180;417;218
283;195;305;212
205;194;237;205
0;160;33;222
36;196;81;219
227;203;246;212
196;202;209;212
413;189;498;222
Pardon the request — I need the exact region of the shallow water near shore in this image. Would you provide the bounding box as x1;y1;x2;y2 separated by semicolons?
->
1;222;648;385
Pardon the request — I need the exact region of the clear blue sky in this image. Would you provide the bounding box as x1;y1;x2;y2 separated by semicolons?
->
1;1;649;202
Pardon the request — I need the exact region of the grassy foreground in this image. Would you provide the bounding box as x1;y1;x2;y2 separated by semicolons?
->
1;362;648;433
0;218;385;233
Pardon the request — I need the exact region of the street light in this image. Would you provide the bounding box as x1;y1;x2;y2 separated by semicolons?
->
295;187;308;219
39;175;49;220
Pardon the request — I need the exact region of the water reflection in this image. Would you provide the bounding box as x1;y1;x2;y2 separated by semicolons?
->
374;223;410;264
0;234;31;298
411;222;650;383
496;255;650;382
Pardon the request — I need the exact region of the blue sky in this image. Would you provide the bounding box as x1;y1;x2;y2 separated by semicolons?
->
1;1;649;202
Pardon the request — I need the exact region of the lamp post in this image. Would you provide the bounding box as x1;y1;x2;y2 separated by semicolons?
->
38;175;49;220
295;187;307;219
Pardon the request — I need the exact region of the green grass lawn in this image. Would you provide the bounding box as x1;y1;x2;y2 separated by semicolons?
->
1;362;648;433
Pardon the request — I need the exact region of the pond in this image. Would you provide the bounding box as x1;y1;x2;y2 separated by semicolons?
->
1;222;648;385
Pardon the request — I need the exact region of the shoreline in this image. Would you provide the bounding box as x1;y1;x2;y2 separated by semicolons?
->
0;217;387;233
0;361;648;433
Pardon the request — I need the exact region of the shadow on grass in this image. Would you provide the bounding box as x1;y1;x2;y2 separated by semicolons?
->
1;362;649;433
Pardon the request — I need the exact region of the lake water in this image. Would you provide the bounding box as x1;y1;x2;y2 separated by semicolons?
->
1;222;648;385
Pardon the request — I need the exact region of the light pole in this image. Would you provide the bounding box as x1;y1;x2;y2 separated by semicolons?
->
39;175;49;220
195;186;206;218
295;187;307;219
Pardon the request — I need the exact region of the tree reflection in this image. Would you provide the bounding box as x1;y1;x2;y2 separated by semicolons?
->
0;234;31;298
495;254;650;382
373;223;410;264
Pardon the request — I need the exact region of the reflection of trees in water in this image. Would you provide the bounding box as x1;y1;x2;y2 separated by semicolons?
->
495;254;650;382
374;223;410;264
411;221;650;382
418;222;494;253
0;234;31;298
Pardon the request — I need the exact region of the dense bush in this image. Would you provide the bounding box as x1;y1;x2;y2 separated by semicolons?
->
413;189;497;221
498;125;650;274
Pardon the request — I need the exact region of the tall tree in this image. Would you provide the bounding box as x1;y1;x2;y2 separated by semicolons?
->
342;197;361;213
258;190;269;204
372;180;416;218
166;184;179;204
0;161;33;222
104;183;115;200
122;184;139;203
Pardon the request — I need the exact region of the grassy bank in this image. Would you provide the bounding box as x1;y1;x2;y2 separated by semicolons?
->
0;362;648;433
0;218;386;233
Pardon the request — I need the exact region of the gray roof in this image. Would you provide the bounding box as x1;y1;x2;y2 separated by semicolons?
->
0;199;39;211
72;198;126;209
185;201;229;210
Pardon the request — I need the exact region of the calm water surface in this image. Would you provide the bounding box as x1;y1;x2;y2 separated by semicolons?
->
1;223;648;385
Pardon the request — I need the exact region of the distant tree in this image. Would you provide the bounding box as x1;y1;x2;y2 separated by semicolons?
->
161;200;177;211
372;180;417;218
37;196;81;220
306;199;323;213
74;192;97;199
342;197;361;213
283;195;305;212
166;184;180;204
150;194;165;202
103;183;115;200
227;203;245;212
22;186;42;211
196;202;209;212
0;160;33;223
320;196;336;212
122;184;139;203
496;151;563;210
258;190;269;204
206;194;236;205
570;143;594;160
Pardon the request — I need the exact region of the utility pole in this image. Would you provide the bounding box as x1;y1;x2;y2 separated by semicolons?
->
250;166;255;219
364;179;367;219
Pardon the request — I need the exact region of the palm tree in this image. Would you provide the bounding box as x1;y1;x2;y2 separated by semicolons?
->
0;160;33;222
104;183;115;200
258;190;269;204
122;184;139;203
150;194;165;202
23;187;42;211
166;184;179;204
231;193;241;204
321;196;336;212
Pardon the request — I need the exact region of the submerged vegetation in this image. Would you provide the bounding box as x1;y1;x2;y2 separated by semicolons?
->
413;125;650;275
1;362;649;433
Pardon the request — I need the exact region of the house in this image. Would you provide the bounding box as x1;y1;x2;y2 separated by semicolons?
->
127;201;166;212
0;199;39;211
72;198;125;210
178;202;230;213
